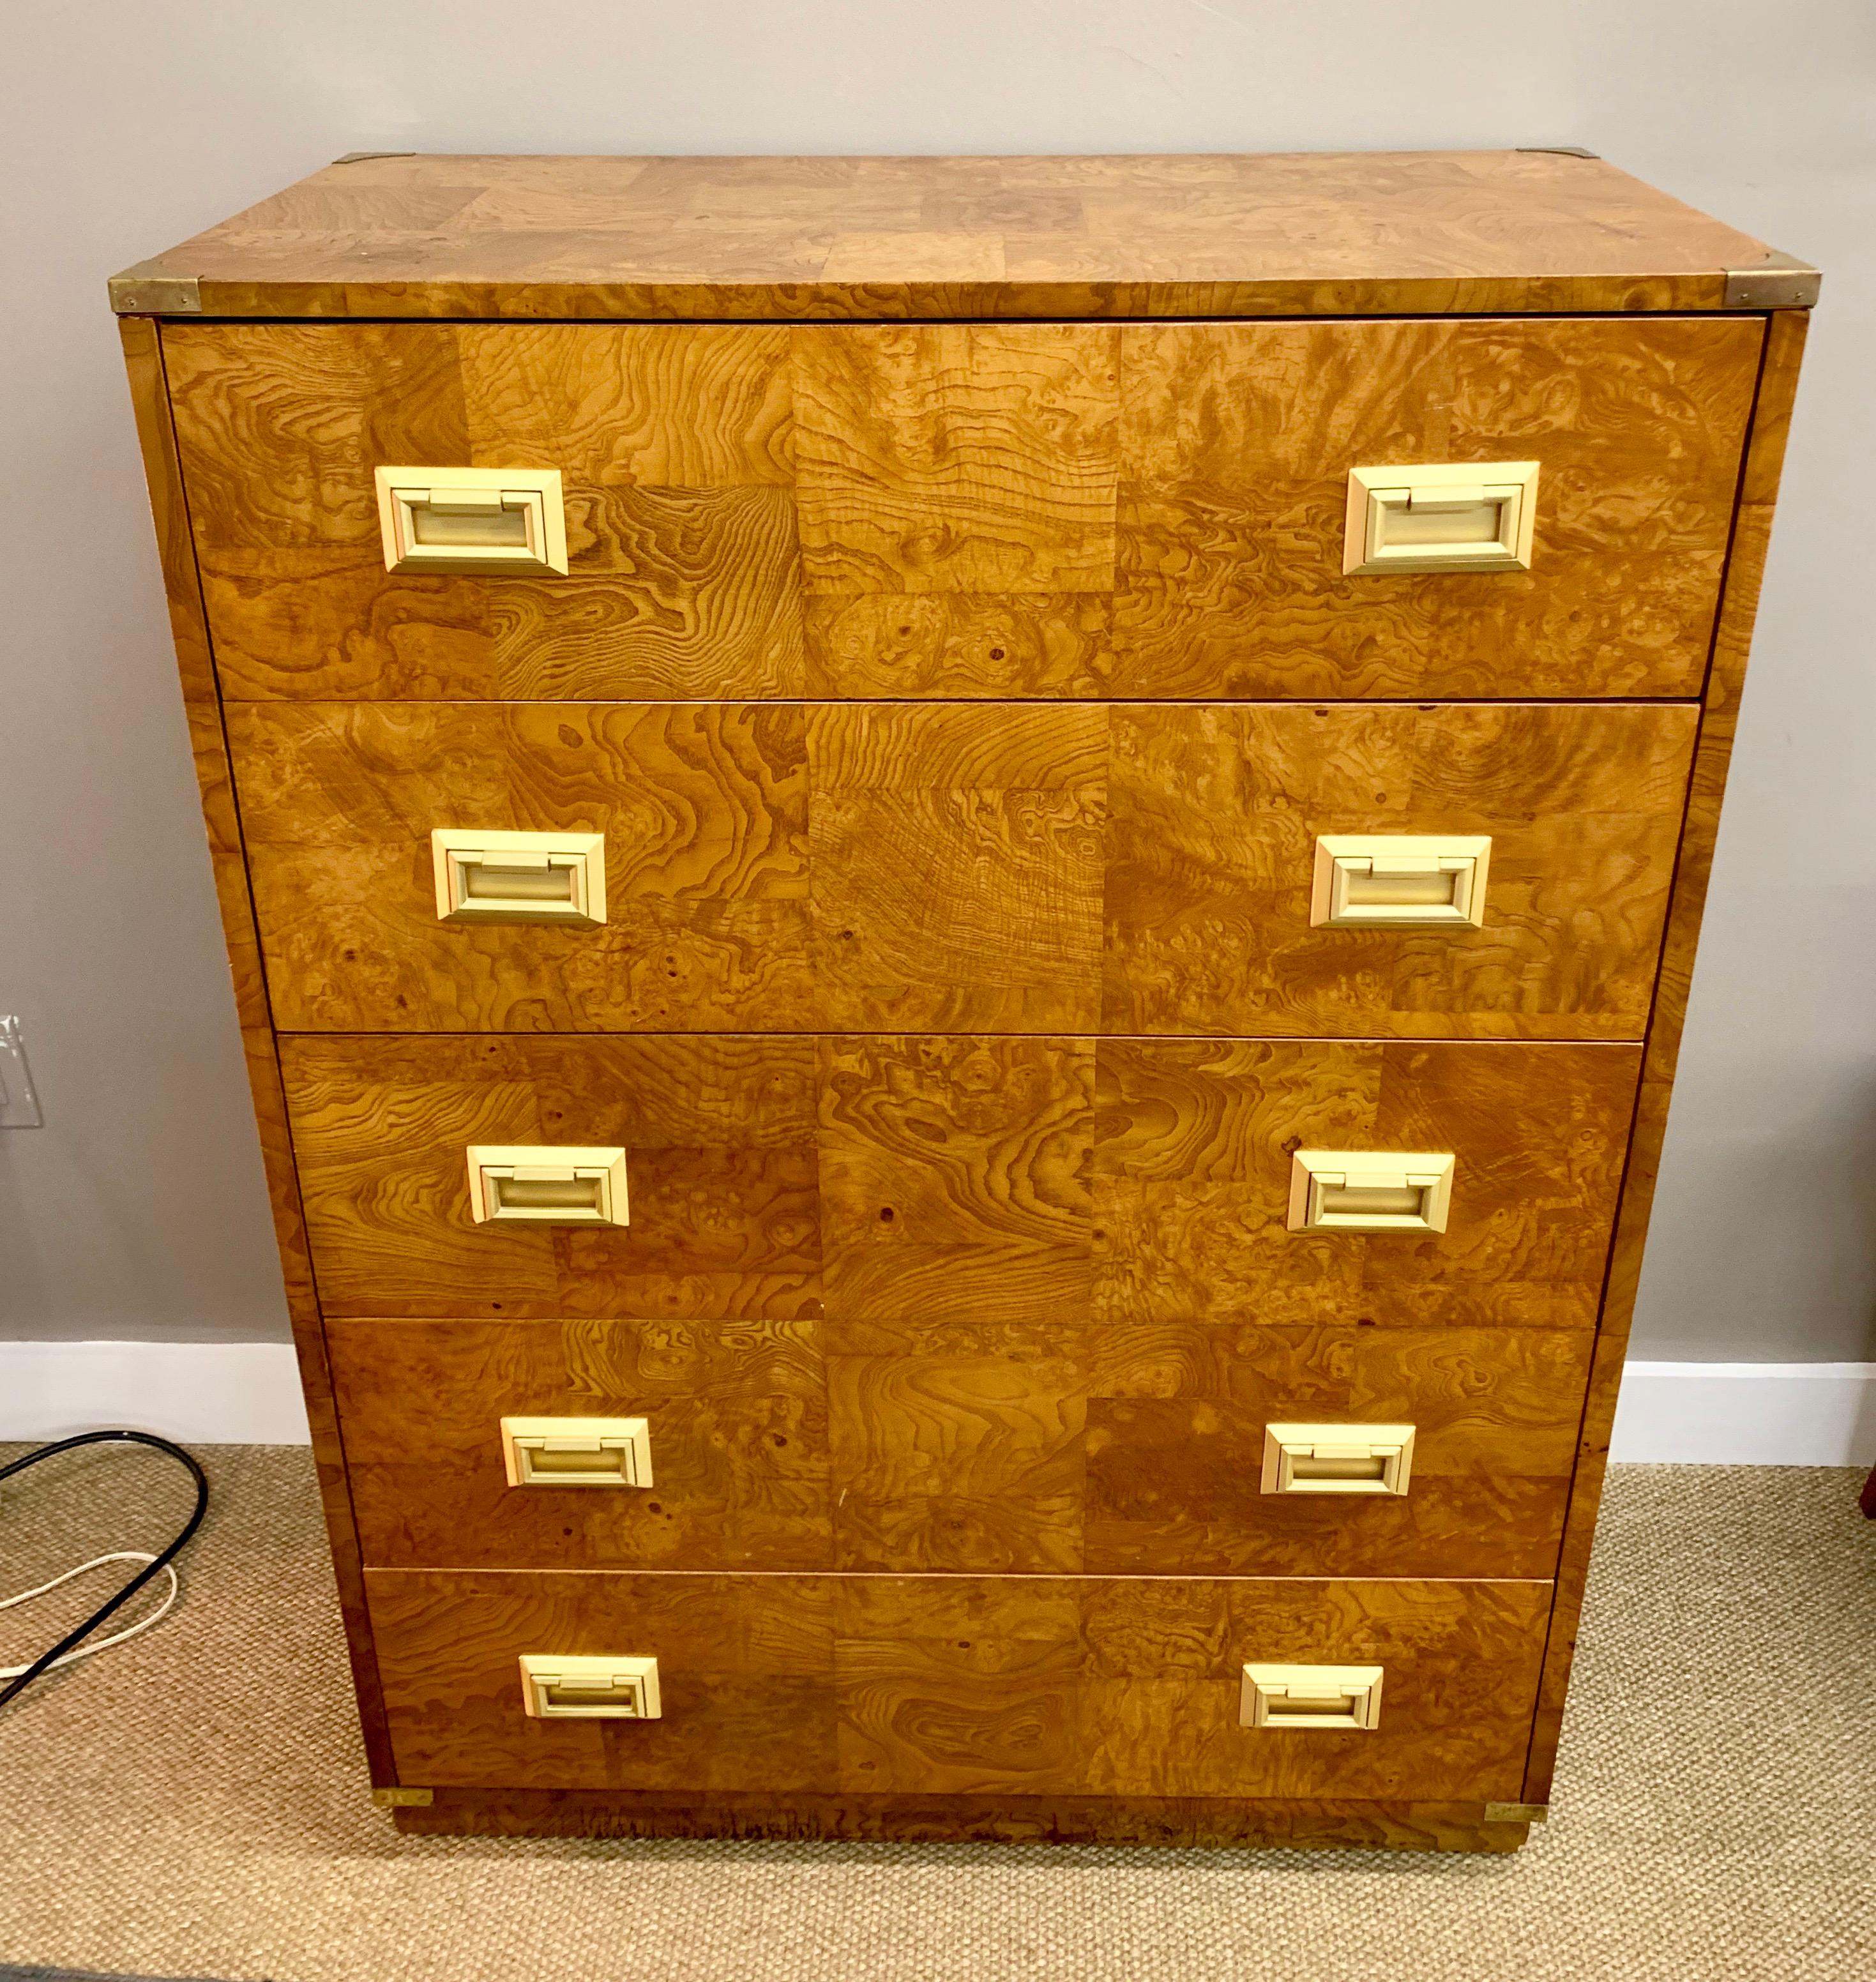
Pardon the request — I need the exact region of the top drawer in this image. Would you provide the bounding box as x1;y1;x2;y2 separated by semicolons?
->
163;317;1762;703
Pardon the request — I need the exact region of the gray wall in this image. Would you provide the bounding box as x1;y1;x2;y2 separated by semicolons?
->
3;2;1871;1357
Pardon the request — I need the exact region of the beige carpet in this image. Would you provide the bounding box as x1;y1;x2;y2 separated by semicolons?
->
0;1440;1871;1982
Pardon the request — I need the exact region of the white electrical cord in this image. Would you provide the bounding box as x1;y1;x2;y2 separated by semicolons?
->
0;1551;179;1679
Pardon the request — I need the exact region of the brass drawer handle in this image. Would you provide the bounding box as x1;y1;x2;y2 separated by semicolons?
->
518;1654;660;1720
465;1145;629;1227
1344;460;1538;575
375;465;568;575
1241;1663;1384;1731
501;1416;653;1488
1310;835;1491;929
1287;1150;1454;1234
430;828;607;926
1262;1423;1416;1496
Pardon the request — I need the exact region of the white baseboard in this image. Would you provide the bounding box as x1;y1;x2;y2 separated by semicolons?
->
0;1340;310;1444
1610;1359;1876;1465
1;1342;1872;1464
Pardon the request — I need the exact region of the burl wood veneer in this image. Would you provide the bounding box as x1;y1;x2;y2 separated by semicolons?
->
165;314;1759;704
278;1033;1638;1326
116;150;1813;1852
366;1571;1552;1802
328;1316;1591;1580
229;699;1697;1038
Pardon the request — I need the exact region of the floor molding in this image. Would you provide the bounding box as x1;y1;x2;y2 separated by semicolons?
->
1;1342;1872;1463
0;1340;310;1445
1610;1360;1876;1465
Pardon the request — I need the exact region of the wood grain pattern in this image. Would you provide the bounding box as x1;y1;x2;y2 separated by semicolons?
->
328;1316;830;1570
167;316;1759;704
803;591;1108;698
1077;1322;1589;1580
119;318;397;1783
119;153;1819;1847
794;324;1119;593
237;700;1686;1041
119;150;1779;322
391;1786;1532;1850
280;1034;822;1319
1107;702;1698;1038
1112;317;1762;698
290;1034;1638;1336
372;1571;838;1794
1521;310;1812;1804
327;1315;1585;1579
234;697;1105;1037
828;1317;1588;1578
805;702;1105;1031
817;1035;1095;1325
165;322;808;701
1094;1039;1642;1331
367;1569;1551;1802
229;702;815;1032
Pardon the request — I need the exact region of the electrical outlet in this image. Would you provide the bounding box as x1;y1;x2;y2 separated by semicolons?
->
0;1016;43;1128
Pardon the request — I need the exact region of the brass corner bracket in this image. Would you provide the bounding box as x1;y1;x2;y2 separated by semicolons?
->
1725;249;1822;309
108;260;202;315
370;1786;434;1808
1483;1802;1550;1824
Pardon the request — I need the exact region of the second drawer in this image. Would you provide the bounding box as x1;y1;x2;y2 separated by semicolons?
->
328;1315;1591;1580
231;699;1697;1038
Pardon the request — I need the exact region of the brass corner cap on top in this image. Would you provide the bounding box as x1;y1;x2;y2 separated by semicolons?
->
370;1787;434;1808
1483;1802;1550;1824
1725;248;1822;309
108;259;202;315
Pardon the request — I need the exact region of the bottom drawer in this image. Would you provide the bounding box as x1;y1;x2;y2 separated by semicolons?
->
367;1571;1550;1803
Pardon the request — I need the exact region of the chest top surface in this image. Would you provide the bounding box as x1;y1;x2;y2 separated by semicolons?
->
109;149;1810;323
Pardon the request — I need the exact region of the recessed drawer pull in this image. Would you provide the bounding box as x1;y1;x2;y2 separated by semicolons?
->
374;465;568;575
1287;1150;1455;1234
431;829;607;926
518;1654;661;1720
1310;835;1491;928
465;1145;629;1227
1262;1423;1416;1496
1344;460;1539;575
501;1416;653;1488
1241;1663;1384;1731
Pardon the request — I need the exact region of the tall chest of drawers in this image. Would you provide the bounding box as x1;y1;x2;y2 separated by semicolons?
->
114;151;1815;1853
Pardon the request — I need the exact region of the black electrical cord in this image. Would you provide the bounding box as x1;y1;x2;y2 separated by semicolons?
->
0;1430;208;1709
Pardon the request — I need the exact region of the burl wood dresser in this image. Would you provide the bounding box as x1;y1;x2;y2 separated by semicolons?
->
113;151;1815;1853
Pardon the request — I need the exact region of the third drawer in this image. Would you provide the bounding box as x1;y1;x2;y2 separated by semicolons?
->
280;1032;1644;1326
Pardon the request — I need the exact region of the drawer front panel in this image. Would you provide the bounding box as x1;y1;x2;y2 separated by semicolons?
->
167;317;1759;702
282;1034;824;1320
232;701;1103;1036
367;1569;1551;1801
1105;701;1698;1038
231;701;818;1034
1110;317;1757;699
332;1317;834;1571
284;1034;1638;1326
1093;1036;1640;1331
236;700;1688;1040
329;1315;1590;1579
